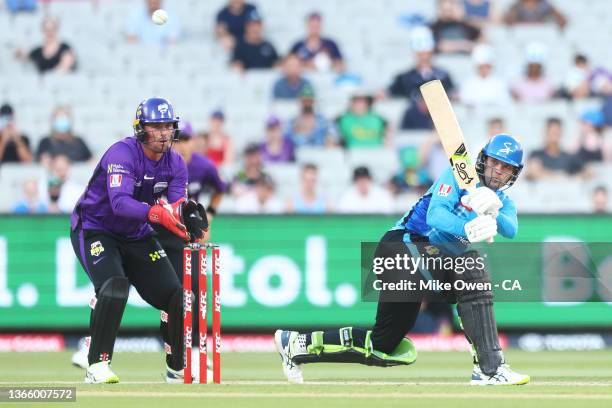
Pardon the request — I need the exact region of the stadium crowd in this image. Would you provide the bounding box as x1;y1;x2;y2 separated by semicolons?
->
1;0;612;214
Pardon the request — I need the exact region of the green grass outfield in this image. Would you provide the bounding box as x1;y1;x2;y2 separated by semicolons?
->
0;350;611;407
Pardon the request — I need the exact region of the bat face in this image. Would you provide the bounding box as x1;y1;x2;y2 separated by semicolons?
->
420;80;479;191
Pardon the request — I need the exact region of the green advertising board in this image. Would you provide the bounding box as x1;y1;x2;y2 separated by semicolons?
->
0;215;610;329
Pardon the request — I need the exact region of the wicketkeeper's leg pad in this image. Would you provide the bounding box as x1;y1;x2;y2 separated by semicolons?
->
88;276;129;366
291;327;417;367
165;288;185;371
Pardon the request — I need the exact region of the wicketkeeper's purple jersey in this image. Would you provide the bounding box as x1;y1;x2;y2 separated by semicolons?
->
186;152;226;199
71;137;188;240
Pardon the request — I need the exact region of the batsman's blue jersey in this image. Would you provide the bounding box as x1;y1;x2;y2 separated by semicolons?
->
392;167;517;244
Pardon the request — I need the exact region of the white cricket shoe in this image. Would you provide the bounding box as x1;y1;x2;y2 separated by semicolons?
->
85;361;119;384
166;349;213;383
274;330;304;384
71;348;89;369
470;363;530;385
166;366;189;383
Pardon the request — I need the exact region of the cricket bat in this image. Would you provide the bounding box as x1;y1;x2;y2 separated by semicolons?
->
420;79;478;191
420;80;492;241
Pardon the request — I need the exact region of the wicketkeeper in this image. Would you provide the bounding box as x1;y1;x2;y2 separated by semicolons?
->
70;97;207;383
275;134;530;385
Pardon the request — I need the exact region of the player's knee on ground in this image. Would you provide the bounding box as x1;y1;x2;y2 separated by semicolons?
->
292;327;417;367
371;331;407;355
88;276;129;365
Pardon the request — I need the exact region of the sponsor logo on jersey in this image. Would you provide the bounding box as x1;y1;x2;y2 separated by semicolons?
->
153;182;168;194
424;245;440;256
107;163;128;174
437;183;452;197
90;241;105;257
148;250;167;262
110;174;122;188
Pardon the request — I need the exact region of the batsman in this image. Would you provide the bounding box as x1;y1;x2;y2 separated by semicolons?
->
70;97;208;383
275;133;530;385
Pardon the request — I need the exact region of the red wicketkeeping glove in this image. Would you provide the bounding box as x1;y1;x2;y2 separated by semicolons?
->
148;198;189;241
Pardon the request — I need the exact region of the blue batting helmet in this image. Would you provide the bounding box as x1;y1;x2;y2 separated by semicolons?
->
133;97;179;143
475;134;524;189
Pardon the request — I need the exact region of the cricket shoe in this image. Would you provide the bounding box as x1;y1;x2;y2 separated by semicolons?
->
71;348;89;369
166;366;190;384
166;351;213;383
470;363;530;385
85;361;119;384
274;330;304;384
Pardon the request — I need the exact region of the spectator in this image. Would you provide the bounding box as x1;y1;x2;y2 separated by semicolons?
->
385;26;454;129
231;143;269;197
260;116;294;163
285;86;337;147
272;54;313;100
603;95;612;127
215;0;258;50
390;146;428;195
5;0;37;13
41;155;84;213
592;185;609;213
387;27;455;99
0;103;33;164
487;117;506;139
462;0;501;26
125;0;180;45
231;10;279;72
36;106;92;168
562;54;591;99
527;117;581;180
587;66;612;97
460;44;511;107
570;110;609;164
562;54;612;99
204;110;236;168
15;16;76;74
337;166;394;214
286;163;329;214
503;0;567;29
290;12;344;73
234;174;283;213
401;95;434;130
430;0;481;55
12;178;48;214
336;90;390;148
511;42;554;102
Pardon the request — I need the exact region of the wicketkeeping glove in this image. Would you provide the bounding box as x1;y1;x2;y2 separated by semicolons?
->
148;198;190;242
464;214;497;243
182;200;209;242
